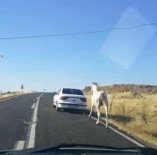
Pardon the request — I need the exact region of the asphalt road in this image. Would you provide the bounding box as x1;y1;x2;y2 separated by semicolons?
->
0;93;40;150
0;93;140;150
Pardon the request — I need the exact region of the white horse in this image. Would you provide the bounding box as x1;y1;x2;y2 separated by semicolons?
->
88;82;108;128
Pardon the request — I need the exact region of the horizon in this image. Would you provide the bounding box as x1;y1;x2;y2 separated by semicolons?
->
1;83;157;93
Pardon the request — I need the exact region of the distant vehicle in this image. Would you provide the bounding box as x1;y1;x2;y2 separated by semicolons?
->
53;88;86;112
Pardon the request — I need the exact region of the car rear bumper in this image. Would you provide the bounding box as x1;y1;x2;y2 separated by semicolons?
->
57;103;86;110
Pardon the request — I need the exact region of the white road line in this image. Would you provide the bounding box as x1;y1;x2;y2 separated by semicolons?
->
31;103;36;109
25;94;43;149
27;122;36;148
14;141;25;150
91;116;145;148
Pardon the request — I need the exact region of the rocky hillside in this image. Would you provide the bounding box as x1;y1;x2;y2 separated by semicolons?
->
83;84;157;94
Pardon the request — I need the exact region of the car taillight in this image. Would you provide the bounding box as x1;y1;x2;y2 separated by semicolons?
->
60;96;68;100
81;97;86;102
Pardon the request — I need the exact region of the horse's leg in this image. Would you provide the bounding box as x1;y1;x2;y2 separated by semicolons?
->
96;105;100;124
88;103;94;117
104;104;108;128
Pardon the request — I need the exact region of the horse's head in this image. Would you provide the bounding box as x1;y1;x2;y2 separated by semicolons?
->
91;82;98;93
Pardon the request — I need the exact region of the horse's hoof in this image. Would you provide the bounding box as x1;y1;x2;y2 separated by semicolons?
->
96;122;99;125
88;115;91;118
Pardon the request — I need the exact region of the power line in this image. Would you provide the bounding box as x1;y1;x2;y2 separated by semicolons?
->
0;23;157;40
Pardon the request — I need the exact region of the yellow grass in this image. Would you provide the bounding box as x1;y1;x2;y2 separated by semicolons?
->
0;92;25;100
84;92;157;148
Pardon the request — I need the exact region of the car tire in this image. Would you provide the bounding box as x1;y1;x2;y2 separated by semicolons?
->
82;109;86;115
53;103;55;107
56;103;60;111
52;100;55;107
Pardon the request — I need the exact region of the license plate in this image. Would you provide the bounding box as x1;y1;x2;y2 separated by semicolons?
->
68;105;84;109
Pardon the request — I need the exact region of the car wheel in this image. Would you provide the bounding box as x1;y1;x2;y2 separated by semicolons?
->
82;109;86;115
52;100;55;107
56;103;60;111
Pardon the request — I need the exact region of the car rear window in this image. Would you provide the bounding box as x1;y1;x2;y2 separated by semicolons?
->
62;88;83;95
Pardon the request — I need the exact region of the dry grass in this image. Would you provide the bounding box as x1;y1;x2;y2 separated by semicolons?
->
84;92;157;148
0;92;25;100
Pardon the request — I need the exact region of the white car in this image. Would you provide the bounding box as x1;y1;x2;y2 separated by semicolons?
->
53;88;87;112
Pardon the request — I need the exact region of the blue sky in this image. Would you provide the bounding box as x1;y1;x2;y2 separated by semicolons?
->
0;0;157;92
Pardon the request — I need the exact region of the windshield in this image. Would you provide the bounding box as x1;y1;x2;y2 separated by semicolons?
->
0;0;157;152
62;88;83;95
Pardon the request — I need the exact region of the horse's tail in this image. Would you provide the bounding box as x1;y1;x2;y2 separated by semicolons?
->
102;91;108;108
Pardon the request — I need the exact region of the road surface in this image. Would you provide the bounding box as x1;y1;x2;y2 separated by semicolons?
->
0;93;142;150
